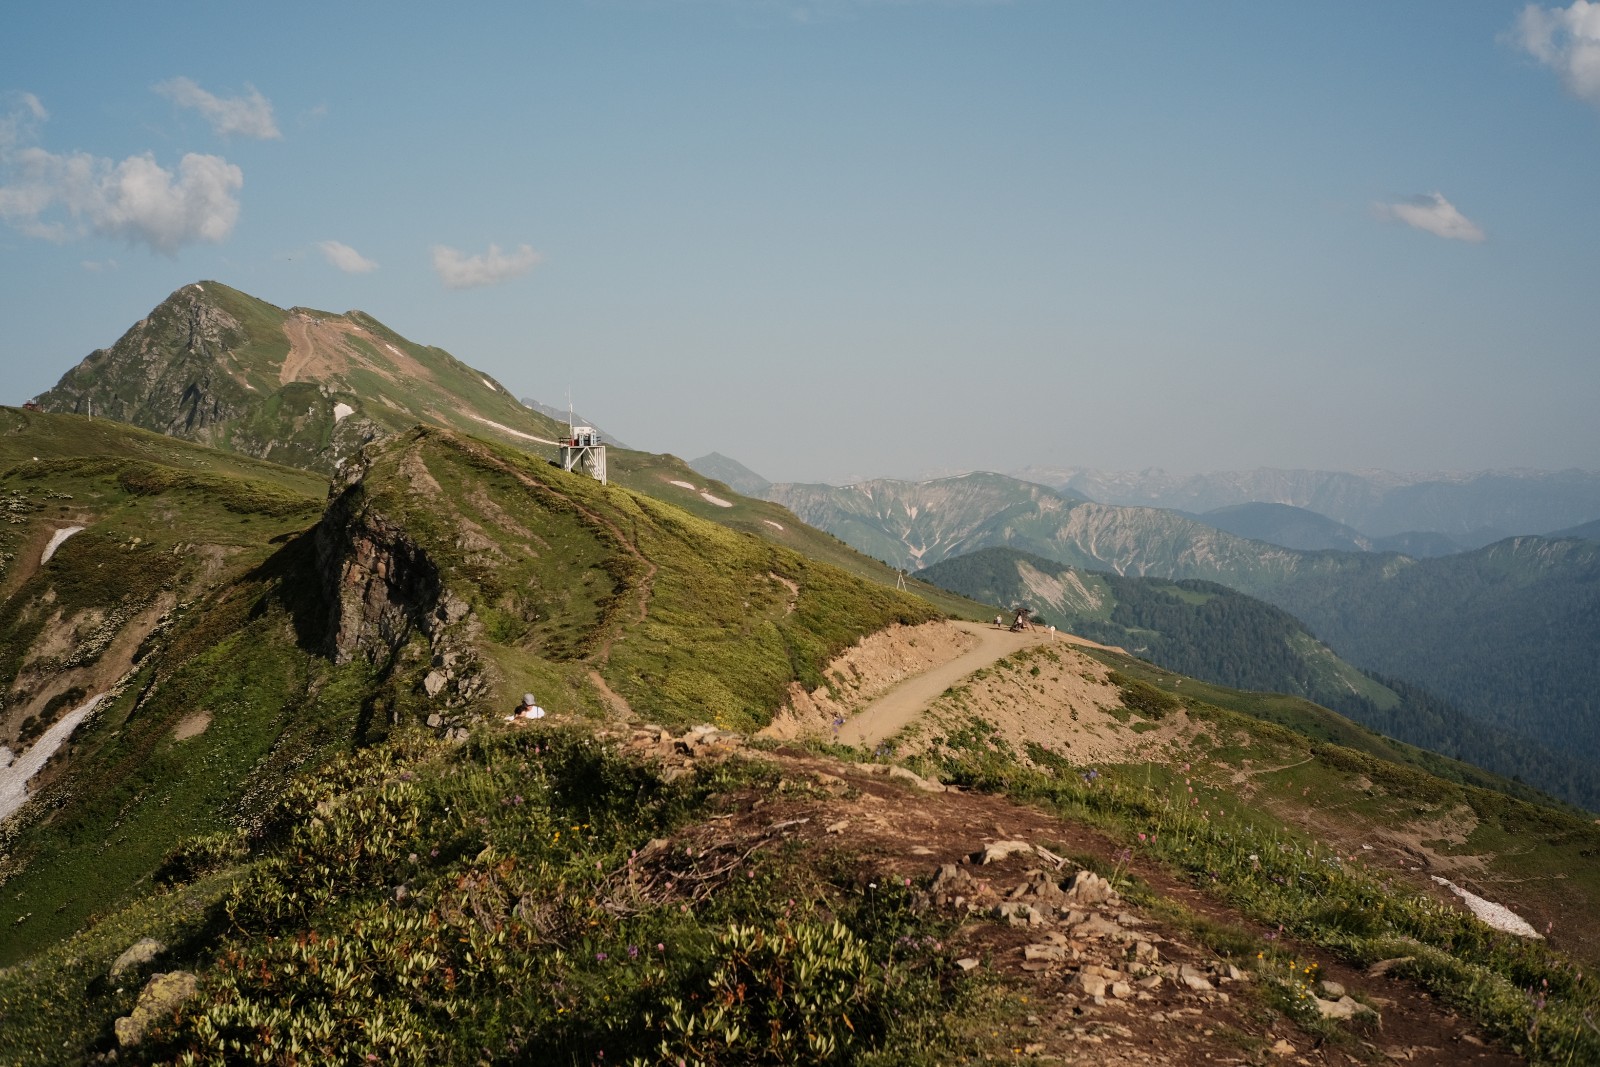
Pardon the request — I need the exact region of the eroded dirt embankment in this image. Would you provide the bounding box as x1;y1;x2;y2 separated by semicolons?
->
760;620;980;740
765;619;1188;767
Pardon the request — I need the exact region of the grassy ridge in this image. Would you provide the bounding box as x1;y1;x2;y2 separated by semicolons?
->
356;430;943;728
1;420;944;967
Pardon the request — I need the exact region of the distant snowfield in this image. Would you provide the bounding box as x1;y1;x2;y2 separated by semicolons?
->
701;492;733;508
41;526;84;565
464;413;559;446
764;519;785;531
0;693;107;823
333;402;355;422
1431;876;1543;938
669;480;697;490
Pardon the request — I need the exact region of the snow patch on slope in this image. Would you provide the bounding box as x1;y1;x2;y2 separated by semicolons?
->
41;526;84;565
0;694;108;823
1431;876;1543;939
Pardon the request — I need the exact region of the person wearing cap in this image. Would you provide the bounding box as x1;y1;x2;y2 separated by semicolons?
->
505;692;546;723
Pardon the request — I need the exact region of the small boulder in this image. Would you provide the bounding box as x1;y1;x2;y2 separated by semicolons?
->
1062;870;1121;906
115;971;199;1048
887;765;944;792
110;937;164;980
1072;972;1109;997
1313;995;1371;1021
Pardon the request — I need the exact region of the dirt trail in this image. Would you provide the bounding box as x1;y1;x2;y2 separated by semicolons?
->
836;622;1055;746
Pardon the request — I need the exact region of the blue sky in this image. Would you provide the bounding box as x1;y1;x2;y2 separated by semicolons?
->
2;1;1597;484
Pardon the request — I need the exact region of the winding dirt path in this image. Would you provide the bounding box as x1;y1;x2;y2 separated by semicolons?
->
836;622;1051;746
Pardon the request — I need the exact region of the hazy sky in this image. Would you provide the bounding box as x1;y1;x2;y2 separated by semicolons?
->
2;2;1597;484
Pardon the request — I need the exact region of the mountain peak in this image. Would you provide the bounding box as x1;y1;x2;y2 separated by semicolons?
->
32;281;566;474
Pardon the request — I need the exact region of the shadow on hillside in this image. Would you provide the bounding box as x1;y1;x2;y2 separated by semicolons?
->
243;528;334;655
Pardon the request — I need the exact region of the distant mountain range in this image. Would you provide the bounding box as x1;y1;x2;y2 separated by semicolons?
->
1193;502;1469;557
766;472;1329;589
1017;465;1600;548
764;471;1600;808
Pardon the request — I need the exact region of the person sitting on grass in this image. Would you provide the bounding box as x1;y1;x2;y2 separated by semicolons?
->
505;692;546;723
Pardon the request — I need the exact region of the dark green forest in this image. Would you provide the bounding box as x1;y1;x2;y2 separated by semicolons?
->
1268;537;1600;772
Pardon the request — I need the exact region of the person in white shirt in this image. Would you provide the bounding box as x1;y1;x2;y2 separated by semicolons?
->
505;692;546;723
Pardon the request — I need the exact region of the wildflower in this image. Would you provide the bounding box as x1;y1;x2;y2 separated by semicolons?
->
596;952;608;961
656;943;665;952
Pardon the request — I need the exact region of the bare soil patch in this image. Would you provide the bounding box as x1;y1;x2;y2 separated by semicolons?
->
279;313;438;388
172;711;212;741
760;620;979;741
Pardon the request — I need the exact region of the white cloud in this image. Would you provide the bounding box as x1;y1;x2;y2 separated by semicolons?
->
431;243;542;289
154;77;281;140
1516;2;1600;108
0;95;243;254
318;239;378;273
0;146;243;254
81;258;118;272
1372;192;1486;243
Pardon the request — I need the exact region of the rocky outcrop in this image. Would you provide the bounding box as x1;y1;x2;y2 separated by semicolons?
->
317;485;444;667
314;474;489;733
36;285;254;439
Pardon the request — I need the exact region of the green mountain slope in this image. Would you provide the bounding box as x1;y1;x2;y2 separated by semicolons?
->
32;281;568;475
0;416;940;964
5;418;1600;1064
31;282;985;628
1271;535;1600;769
606;450;992;622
